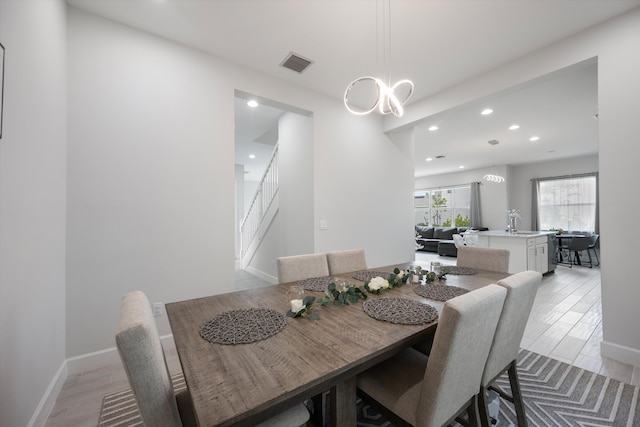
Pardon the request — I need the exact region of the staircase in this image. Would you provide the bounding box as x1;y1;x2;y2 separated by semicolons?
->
239;146;279;267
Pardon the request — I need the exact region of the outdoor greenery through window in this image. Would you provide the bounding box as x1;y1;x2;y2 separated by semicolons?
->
414;186;470;227
538;174;597;232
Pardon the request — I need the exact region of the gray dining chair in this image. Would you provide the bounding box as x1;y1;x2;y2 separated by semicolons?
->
457;246;510;273
326;248;367;275
116;291;310;427
588;234;600;266
357;284;507;427
478;270;542;427
277;253;329;283
567;236;593;268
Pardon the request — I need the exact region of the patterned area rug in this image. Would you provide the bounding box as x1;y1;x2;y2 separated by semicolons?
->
494;349;640;426
98;350;640;427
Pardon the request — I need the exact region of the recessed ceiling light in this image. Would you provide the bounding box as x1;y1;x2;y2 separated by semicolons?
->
509;124;520;130
249;154;256;159
459;165;465;169
247;100;258;108
481;108;493;115
428;125;439;131
529;136;540;141
425;157;433;161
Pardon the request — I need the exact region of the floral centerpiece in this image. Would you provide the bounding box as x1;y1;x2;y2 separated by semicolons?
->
287;280;368;320
364;268;407;294
321;281;368;306
286;295;320;320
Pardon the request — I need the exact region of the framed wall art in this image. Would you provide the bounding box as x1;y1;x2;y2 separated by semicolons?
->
0;42;4;139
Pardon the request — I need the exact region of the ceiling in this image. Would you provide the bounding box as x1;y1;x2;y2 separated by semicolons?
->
66;0;640;178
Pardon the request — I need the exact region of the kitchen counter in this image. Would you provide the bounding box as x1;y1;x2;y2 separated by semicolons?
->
477;230;555;238
476;230;556;274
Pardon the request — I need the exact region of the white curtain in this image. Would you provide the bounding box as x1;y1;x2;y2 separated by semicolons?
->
531;173;598;233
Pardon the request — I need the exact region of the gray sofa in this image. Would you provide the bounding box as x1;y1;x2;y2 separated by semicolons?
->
415;226;488;256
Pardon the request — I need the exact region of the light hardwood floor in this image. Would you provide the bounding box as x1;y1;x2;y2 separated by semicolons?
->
45;255;639;427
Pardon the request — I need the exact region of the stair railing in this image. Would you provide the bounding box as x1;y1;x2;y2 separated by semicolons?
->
240;146;278;258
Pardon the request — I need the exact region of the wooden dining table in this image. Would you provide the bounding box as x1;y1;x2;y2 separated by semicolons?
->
165;261;508;427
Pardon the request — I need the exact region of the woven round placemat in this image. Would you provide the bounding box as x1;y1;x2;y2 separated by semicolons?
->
413;284;470;301
362;297;438;325
298;276;333;292
200;308;287;345
440;266;476;275
352;270;390;282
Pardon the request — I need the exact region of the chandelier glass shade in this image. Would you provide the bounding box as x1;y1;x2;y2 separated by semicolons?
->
483;173;505;183
483;140;505;183
344;77;414;117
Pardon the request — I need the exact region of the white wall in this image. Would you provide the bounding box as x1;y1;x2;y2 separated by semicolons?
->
246;111;314;281
415;165;509;231
415;156;599;232
66;8;413;360
510;154;599;230
0;1;68;426
278;112;314;258
67;9;236;357
314;108;416;267
400;8;640;365
597;9;640;365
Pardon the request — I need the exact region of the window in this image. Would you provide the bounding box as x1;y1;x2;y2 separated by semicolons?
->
414;186;470;227
537;174;597;232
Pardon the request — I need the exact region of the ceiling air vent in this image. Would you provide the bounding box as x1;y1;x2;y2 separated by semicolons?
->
280;52;313;74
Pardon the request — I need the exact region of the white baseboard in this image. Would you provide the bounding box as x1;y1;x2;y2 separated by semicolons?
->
32;335;177;426
66;334;177;374
245;265;278;284
66;346;121;375
28;361;67;427
601;340;640;367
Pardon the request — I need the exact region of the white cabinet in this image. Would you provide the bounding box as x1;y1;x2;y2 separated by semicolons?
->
526;236;549;274
478;231;554;274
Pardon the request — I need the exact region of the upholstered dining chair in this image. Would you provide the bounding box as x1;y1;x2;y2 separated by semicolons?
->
478;270;542;427
357;285;507;427
326;248;367;275
457;246;510;273
116;291;310;427
277;253;329;283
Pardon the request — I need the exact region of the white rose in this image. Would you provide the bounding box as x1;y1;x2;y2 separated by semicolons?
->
397;270;405;279
368;276;390;291
290;299;304;313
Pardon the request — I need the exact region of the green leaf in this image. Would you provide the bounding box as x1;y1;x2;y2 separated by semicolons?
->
303;295;316;305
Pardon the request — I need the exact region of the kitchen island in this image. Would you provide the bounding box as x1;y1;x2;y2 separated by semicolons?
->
476;230;557;274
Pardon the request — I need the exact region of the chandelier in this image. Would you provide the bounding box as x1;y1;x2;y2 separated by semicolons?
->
483;140;505;183
344;0;414;118
484;174;505;183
